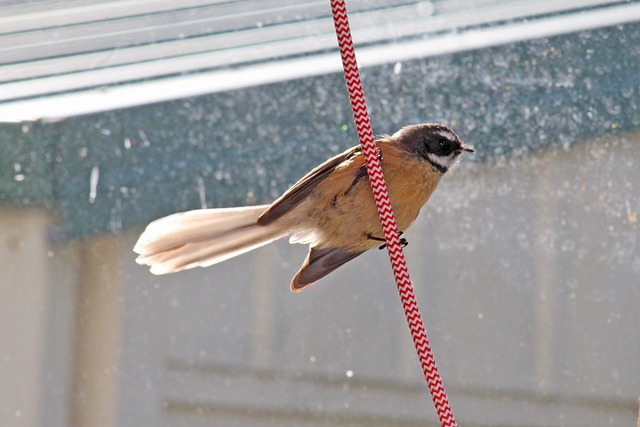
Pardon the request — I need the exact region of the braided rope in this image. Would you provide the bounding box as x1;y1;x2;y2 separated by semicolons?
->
329;1;458;426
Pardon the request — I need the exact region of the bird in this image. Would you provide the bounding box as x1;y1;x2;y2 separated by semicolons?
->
134;123;474;291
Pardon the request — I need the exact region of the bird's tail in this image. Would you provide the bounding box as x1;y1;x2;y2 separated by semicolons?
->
134;204;288;274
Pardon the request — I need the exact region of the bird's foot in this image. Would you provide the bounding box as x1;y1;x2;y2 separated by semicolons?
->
367;232;408;250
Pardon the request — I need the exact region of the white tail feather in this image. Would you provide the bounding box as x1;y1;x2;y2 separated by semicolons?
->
134;205;288;274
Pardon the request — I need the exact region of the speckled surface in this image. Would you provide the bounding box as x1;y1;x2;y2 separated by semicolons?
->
1;22;639;239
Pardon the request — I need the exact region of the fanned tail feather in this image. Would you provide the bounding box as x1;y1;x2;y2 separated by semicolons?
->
134;205;288;274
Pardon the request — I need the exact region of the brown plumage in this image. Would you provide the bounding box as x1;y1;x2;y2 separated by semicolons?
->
134;123;473;291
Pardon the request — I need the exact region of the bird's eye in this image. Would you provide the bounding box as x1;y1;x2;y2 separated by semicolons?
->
438;139;451;151
435;138;457;156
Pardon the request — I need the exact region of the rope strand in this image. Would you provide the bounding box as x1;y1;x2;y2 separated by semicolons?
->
329;1;458;425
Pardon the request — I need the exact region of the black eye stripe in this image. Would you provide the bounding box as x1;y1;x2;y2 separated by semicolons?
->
437;138;453;153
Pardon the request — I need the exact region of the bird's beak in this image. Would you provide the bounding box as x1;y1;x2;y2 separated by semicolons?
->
461;143;474;153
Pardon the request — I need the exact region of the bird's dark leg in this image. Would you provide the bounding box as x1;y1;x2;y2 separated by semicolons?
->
366;233;385;243
367;232;408;250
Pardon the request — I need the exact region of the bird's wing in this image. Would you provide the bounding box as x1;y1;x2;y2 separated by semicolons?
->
290;246;365;291
257;145;361;225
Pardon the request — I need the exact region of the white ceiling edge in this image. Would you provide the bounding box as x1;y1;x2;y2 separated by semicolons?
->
1;2;638;123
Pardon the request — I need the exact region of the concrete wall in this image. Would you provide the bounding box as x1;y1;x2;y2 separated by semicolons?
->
1;210;50;427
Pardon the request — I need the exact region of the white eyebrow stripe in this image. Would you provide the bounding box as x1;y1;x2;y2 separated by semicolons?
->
435;129;456;141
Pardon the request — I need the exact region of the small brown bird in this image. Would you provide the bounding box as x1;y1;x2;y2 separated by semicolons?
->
134;123;473;291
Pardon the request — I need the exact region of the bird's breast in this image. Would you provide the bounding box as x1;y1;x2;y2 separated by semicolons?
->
383;149;441;230
295;143;442;251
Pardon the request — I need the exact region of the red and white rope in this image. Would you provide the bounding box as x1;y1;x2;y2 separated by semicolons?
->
329;1;458;426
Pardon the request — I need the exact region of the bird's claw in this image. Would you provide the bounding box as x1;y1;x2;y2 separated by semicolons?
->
373;232;408;250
